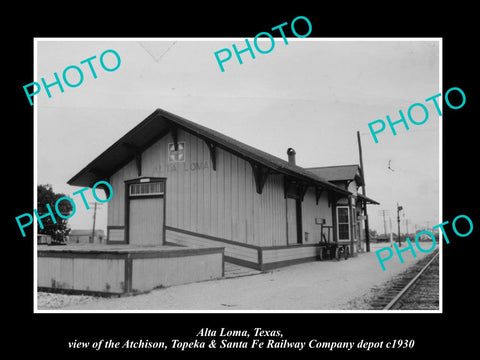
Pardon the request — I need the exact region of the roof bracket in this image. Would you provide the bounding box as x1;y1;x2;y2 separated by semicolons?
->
283;177;308;201
299;183;308;202
250;161;269;194
94;180;112;199
169;123;179;150
122;143;142;176
328;192;342;208
315;187;324;205
135;153;142;176
205;141;217;171
284;177;291;199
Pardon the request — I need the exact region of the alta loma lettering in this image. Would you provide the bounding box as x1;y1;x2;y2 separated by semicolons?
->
156;161;210;173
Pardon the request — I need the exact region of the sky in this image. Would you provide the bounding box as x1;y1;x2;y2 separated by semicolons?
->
35;38;440;236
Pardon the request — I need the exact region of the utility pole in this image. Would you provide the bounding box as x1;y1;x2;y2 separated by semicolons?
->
397;203;403;247
88;202;103;244
91;202;97;244
378;209;390;237
357;131;370;252
382;210;387;236
389;217;393;245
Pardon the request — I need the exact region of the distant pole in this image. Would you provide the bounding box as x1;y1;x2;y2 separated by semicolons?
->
378;209;390;237
382;210;387;236
397;203;401;247
357;131;370;252
389;217;393;245
91;202;97;244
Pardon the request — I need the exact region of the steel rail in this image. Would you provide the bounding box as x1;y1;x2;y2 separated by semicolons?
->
383;250;439;310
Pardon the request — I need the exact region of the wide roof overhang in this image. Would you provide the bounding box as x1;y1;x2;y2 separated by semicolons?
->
68;108;353;197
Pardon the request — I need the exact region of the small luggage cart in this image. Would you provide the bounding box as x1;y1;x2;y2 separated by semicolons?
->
318;226;350;261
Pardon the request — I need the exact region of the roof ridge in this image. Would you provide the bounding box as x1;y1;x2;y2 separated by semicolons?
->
306;164;359;169
156;109;349;194
69;108;352;196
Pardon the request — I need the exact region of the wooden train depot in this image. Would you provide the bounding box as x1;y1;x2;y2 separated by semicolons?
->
38;108;378;295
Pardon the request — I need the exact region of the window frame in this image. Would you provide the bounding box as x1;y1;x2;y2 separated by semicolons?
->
336;205;351;241
129;181;165;197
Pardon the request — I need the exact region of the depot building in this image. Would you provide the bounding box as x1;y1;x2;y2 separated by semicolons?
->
66;108;379;271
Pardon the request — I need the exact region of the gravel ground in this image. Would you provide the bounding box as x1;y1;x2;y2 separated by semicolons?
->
37;292;100;309
37;241;438;311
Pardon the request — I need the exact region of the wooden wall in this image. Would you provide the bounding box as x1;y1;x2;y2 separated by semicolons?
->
38;256;126;293
107;129;288;247
301;188;333;244
166;226;325;271
261;245;321;270
107;160;137;228
166;227;259;268
38;246;224;295
131;253;223;292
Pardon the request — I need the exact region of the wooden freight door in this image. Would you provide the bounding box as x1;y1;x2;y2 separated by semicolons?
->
129;197;164;246
127;179;166;246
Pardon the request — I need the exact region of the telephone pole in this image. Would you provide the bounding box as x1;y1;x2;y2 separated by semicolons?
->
357;131;371;252
88;202;103;244
382;210;387;236
397;203;403;247
389;217;393;245
378;209;390;237
91;202;97;244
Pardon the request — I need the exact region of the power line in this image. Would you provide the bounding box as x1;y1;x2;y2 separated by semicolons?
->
88;202;104;244
377;209;391;236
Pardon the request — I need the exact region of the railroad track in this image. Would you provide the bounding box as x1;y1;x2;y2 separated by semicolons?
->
367;249;439;310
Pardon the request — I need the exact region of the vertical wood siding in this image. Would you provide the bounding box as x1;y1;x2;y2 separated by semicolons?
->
107;160;137;227
107;129;289;247
166;228;259;264
262;245;321;265
131;253;223;292
38;248;224;294
302;188;332;244
38;257;125;293
317;191;333;225
301;188;334;244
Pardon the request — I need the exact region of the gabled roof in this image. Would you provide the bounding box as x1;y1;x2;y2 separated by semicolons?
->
306;164;364;186
68;108;350;196
306;165;380;204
